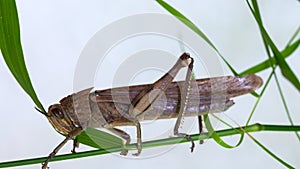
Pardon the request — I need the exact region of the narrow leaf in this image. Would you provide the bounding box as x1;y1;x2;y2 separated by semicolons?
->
0;0;45;112
286;25;300;47
156;0;238;76
0;0;122;149
246;132;294;168
247;0;300;91
203;114;243;148
77;128;123;149
240;38;300;75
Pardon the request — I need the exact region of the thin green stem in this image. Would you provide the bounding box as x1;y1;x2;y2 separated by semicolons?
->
246;71;274;125
273;72;300;141
285;25;300;47
1;123;299;168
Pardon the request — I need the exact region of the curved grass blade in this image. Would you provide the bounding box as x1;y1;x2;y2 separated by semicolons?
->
156;0;238;76
213;111;295;168
240;38;300;75
0;0;122;151
246;0;300;91
245;131;294;168
0;0;45;112
203;114;244;148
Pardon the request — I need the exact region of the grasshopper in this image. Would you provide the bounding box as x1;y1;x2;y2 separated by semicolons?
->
39;53;263;168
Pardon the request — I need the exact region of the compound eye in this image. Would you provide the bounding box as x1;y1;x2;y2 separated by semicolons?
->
51;107;64;119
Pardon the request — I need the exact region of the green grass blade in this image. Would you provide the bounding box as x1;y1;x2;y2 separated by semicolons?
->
246;71;273;125
156;0;238;76
267;36;300;91
247;0;300;91
246;132;294;168
203;114;243;148
240;38;300;75
247;0;300;141
286;25;300;47
244;1;299;167
77;128;123;149
0;0;122;149
0;0;45;112
209;113;290;168
273;73;300;141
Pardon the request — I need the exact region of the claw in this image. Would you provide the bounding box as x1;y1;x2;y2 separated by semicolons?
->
120;150;128;156
132;150;141;156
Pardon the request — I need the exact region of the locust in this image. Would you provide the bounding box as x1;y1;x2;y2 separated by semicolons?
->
39;53;263;169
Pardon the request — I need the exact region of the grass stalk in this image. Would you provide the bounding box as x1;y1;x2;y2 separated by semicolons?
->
1;123;299;168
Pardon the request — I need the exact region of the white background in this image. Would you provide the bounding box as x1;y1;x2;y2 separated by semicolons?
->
0;1;300;169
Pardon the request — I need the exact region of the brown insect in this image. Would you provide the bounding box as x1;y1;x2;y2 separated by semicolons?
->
39;53;263;169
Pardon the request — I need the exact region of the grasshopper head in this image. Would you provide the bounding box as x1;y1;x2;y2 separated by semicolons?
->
46;104;78;135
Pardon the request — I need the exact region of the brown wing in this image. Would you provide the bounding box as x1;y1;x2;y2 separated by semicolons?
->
95;75;262;103
91;75;262;123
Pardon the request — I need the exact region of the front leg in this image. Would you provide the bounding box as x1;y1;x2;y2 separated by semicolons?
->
42;127;82;169
71;138;79;153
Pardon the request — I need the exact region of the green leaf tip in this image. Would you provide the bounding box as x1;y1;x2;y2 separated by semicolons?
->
0;0;45;112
